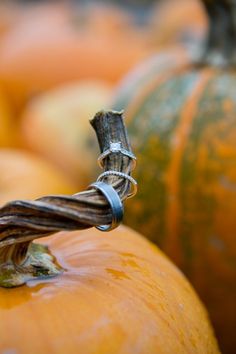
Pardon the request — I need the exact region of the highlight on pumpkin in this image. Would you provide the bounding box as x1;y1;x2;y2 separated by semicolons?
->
0;1;232;353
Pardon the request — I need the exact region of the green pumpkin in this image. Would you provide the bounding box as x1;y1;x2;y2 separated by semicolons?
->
112;1;236;353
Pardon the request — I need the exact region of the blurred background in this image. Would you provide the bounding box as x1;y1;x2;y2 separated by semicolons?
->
0;0;206;199
0;1;235;354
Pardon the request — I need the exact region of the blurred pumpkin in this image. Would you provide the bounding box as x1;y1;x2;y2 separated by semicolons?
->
0;2;152;110
21;81;112;187
0;149;76;206
112;0;236;352
148;0;207;47
0;225;219;354
0;3;22;40
0;87;18;147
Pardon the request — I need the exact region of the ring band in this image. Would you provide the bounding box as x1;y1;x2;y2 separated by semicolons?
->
97;142;136;171
97;171;138;199
89;182;123;232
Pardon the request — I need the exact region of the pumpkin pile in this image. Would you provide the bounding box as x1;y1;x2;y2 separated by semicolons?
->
0;0;233;353
0;1;154;111
0;0;156;191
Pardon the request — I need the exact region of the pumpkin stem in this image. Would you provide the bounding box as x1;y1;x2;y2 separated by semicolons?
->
199;0;236;66
0;242;62;288
0;110;136;288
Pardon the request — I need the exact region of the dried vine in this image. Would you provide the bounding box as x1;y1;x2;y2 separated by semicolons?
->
0;110;137;287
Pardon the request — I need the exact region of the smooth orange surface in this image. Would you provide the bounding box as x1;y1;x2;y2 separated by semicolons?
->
0;149;76;206
0;88;17;147
21;81;111;186
0;3;22;40
0;226;219;354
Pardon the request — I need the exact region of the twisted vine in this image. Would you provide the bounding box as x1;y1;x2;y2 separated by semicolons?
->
0;110;137;287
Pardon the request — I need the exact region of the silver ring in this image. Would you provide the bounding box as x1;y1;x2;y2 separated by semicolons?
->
89;182;123;232
97;171;138;199
97;142;136;171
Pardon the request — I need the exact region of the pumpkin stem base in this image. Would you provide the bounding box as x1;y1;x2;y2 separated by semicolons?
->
199;0;236;67
0;243;63;288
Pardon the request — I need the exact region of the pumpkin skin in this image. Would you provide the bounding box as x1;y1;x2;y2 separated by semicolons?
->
20;81;112;186
0;3;22;41
113;61;236;353
0;225;219;354
0;149;76;206
112;46;191;111
0;2;151;110
0;88;18;147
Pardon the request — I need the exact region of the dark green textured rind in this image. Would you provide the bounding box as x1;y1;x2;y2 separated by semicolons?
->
121;71;202;246
113;67;236;354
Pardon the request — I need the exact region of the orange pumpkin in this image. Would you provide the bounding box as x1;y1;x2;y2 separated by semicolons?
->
148;0;207;47
0;225;220;354
20;81;112;186
0;3;22;40
0;2;152;110
112;1;236;352
0;149;76;206
0;87;19;147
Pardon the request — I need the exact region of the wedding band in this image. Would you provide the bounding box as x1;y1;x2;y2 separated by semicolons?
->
89;181;123;232
97;171;138;199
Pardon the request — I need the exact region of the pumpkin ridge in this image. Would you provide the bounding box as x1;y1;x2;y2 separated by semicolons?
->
164;69;214;266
